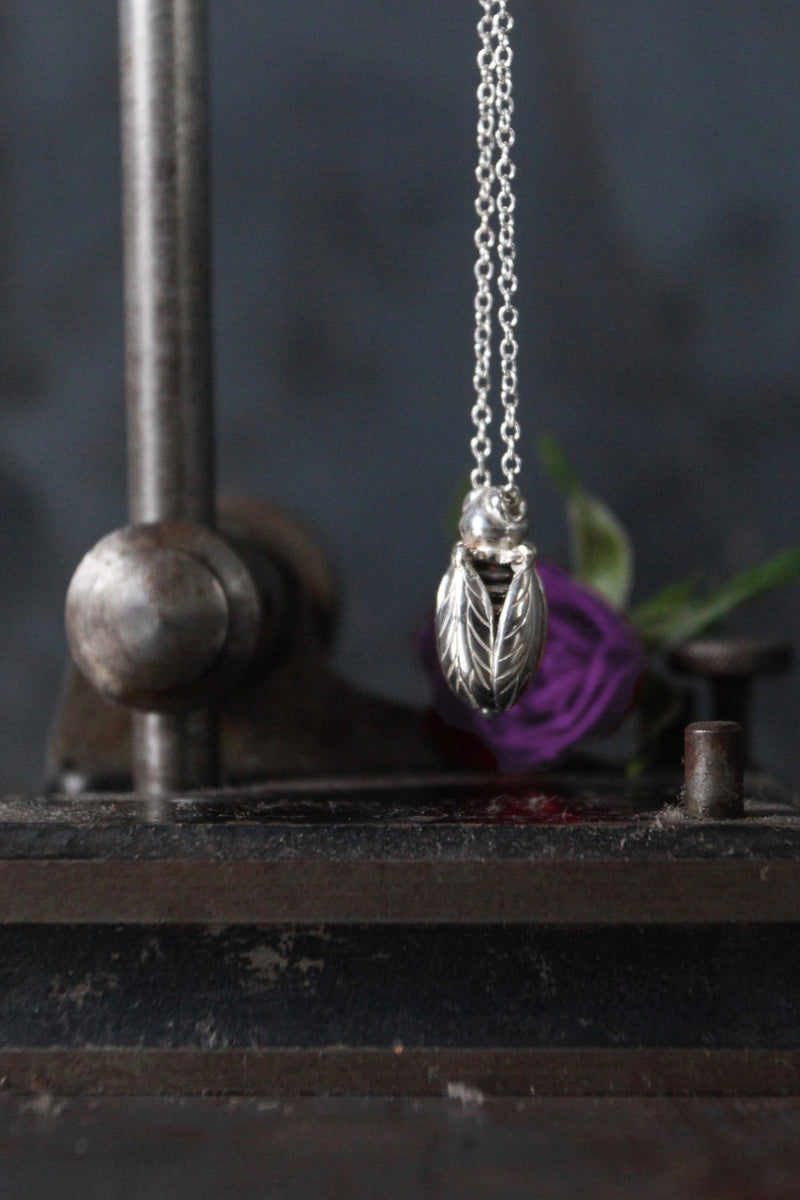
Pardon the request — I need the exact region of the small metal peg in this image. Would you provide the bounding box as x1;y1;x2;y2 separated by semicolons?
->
683;720;745;819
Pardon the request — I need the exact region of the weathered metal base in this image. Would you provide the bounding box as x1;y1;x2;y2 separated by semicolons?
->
3;1049;800;1099
7;1096;800;1199
0;772;798;1097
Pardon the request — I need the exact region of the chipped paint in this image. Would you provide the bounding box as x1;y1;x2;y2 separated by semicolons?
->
244;945;289;983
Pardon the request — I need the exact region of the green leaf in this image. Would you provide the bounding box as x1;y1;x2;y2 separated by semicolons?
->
630;578;701;649
537;434;581;496
631;547;800;650
567;491;634;610
630;578;699;626
538;434;634;609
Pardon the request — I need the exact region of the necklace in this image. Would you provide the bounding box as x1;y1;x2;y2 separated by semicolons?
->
435;0;548;716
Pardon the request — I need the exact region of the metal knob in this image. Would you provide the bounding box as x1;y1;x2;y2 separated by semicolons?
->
669;636;793;762
66;521;260;712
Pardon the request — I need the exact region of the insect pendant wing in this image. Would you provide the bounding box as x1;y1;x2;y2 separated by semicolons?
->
492;554;548;712
436;545;495;711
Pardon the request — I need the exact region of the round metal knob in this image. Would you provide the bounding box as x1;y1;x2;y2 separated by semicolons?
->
669;636;794;763
669;637;793;680
66;521;260;712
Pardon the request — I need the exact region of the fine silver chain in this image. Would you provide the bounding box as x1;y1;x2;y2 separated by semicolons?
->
437;1;546;717
470;0;521;492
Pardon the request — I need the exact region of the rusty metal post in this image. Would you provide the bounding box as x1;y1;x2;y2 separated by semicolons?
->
119;0;217;794
683;721;745;819
174;0;215;527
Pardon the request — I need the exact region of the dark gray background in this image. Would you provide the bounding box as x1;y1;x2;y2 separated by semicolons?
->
0;1;798;791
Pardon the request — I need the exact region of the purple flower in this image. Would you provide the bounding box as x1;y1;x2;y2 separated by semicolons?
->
418;560;646;771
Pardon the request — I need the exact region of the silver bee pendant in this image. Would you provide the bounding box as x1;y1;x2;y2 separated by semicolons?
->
436;485;548;716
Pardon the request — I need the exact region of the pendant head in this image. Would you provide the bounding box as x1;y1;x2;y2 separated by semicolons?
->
459;485;528;559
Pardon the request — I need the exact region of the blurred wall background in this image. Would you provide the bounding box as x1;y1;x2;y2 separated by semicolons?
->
0;0;798;791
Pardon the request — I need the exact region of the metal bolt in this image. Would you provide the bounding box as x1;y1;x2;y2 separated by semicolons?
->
669;637;793;763
683;720;745;819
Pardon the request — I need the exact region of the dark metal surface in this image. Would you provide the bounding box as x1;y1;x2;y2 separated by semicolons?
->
2;1049;800;1100
684;720;745;818
1;922;800;1096
2;766;796;828
4;1097;800;1200
2;923;799;1050
1;773;797;925
0;789;800;924
3;855;800;925
1;773;797;1096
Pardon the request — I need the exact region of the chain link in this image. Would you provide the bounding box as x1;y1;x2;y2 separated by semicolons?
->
470;1;496;489
470;0;522;489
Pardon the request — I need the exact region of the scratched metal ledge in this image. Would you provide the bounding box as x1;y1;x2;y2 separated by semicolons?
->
1;921;800;1095
0;771;798;924
1;772;799;1095
3;1049;800;1098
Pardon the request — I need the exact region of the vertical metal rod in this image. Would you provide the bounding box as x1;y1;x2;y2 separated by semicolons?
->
120;0;217;794
133;711;217;811
174;0;215;527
